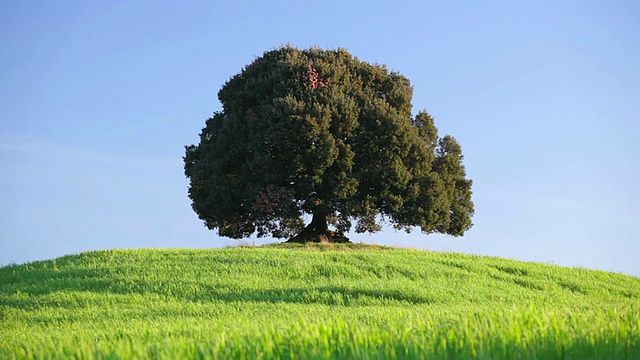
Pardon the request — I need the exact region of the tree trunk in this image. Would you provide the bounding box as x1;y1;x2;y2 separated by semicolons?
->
287;212;350;244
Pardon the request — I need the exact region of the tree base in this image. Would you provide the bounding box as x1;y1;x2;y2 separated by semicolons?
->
286;213;351;244
286;230;351;244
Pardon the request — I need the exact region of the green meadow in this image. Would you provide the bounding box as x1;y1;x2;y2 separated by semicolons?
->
1;244;638;359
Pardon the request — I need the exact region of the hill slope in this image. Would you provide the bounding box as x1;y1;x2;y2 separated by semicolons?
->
1;245;639;359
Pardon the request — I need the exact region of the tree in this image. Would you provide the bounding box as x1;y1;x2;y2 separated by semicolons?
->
184;46;474;243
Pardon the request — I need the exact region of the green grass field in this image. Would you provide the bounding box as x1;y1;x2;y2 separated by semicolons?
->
1;243;639;359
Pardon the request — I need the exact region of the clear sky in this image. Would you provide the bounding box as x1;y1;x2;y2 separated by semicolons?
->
1;1;638;276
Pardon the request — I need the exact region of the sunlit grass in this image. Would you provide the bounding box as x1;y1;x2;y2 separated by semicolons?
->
1;245;639;359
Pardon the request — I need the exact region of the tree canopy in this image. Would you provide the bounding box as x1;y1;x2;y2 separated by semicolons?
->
184;46;474;243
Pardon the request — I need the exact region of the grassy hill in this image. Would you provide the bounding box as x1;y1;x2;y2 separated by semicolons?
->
1;244;638;359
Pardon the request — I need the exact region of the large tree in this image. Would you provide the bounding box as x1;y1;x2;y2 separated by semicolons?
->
184;46;474;243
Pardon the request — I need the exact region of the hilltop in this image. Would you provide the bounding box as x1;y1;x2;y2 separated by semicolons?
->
1;245;638;359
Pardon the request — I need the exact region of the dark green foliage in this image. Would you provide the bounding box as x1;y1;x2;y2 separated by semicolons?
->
184;46;474;241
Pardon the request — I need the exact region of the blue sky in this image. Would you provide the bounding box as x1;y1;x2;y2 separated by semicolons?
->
1;1;638;276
